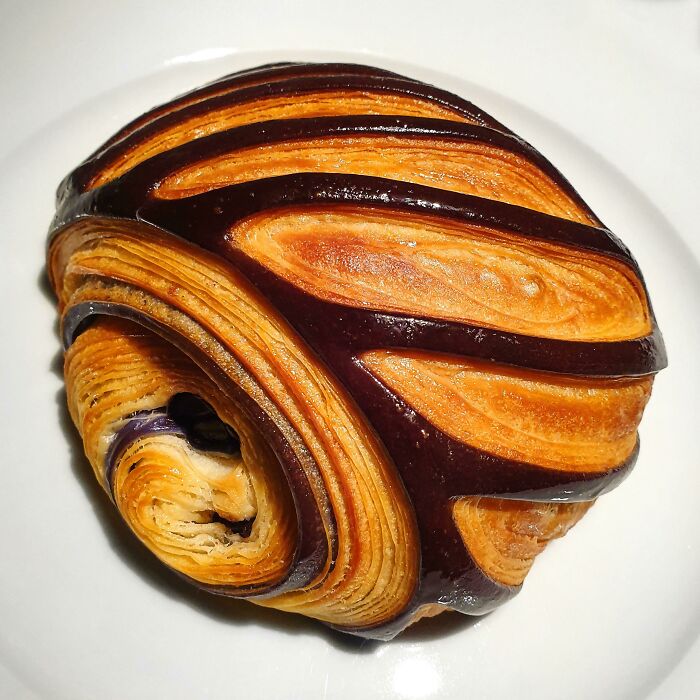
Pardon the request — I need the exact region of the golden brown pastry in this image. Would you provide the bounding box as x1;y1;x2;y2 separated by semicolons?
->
47;62;666;639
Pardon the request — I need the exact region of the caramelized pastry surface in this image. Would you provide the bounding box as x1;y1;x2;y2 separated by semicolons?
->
361;350;652;471
48;62;665;639
230;207;649;341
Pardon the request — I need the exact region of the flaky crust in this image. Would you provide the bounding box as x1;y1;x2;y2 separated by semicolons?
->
48;62;665;639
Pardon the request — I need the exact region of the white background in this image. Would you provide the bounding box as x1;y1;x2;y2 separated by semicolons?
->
1;1;698;698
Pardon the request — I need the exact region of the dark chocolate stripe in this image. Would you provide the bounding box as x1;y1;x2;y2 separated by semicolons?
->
65;114;600;225
152;172;632;261
58;171;636;270
222;250;640;499
69;72;507;192
226;248;665;377
93;62;408;158
54;171;665;376
66;290;632;502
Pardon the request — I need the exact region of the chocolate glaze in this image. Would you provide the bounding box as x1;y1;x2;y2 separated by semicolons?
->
94;63;410;155
50;63;667;639
66;69;508;193
61;114;600;226
54;171;665;378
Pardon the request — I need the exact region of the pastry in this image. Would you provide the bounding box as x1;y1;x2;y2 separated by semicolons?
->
47;62;666;639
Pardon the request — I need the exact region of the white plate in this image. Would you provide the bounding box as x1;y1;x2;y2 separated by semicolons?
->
2;3;699;699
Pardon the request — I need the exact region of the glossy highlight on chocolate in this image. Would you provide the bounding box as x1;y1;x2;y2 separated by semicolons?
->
48;61;666;639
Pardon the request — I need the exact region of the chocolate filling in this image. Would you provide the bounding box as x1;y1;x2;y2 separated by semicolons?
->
208;512;255;538
167;392;241;456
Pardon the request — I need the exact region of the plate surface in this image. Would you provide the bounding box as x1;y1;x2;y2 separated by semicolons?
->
1;3;699;698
